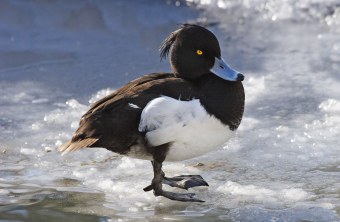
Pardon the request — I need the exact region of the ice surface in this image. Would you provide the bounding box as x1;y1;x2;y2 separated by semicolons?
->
0;0;339;221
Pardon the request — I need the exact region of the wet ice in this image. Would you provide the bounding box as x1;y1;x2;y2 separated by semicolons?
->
0;0;339;221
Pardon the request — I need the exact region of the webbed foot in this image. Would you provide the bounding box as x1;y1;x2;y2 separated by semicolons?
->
163;175;209;190
145;156;207;202
143;174;208;202
158;190;204;202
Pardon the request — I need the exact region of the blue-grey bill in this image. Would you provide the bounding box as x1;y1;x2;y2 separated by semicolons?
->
210;57;244;81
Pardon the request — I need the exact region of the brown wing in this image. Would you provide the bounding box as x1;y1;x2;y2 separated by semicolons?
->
59;73;199;154
85;73;174;115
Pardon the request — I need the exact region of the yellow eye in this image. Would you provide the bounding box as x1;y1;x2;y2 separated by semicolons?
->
196;49;203;55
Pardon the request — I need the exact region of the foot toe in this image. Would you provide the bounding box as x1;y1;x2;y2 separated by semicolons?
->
161;190;204;202
163;175;209;190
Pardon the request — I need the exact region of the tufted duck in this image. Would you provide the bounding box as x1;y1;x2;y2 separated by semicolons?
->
59;24;245;202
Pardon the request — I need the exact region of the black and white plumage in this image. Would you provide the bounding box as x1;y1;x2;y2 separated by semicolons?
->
59;24;245;202
138;96;235;161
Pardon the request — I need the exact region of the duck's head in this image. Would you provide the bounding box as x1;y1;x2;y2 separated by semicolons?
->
160;24;244;82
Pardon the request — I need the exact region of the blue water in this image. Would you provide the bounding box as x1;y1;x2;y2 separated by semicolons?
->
0;0;339;221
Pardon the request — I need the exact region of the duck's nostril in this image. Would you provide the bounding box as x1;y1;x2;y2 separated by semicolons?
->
219;65;224;69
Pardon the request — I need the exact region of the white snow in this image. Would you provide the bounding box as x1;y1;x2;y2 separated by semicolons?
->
0;0;339;221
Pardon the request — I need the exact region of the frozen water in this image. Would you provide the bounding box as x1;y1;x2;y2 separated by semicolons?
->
0;0;339;221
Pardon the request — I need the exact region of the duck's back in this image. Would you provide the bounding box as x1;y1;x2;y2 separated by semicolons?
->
59;73;199;155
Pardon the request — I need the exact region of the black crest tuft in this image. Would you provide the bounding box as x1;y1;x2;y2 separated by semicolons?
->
159;24;205;61
159;29;179;61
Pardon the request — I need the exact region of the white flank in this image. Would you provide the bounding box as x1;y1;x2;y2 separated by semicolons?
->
139;96;234;161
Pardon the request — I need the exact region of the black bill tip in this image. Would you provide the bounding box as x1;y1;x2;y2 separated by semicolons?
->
237;73;245;81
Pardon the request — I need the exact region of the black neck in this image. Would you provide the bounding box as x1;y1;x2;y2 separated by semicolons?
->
195;75;245;130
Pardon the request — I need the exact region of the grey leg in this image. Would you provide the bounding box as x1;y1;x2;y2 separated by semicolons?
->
148;160;204;202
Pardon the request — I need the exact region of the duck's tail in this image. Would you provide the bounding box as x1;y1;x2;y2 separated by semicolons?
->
58;137;98;155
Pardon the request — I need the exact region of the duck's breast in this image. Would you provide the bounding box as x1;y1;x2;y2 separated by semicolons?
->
139;96;234;161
